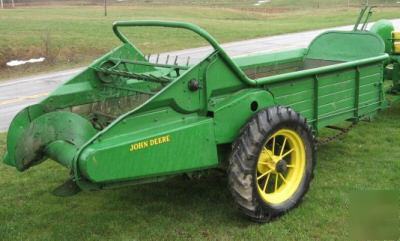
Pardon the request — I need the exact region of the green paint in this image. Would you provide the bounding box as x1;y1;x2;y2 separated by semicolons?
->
2;18;397;191
79;115;217;183
370;19;395;54
370;19;400;93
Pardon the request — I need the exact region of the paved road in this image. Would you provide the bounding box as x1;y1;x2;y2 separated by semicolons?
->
1;20;400;131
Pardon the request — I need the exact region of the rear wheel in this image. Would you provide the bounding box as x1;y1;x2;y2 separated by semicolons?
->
228;106;315;222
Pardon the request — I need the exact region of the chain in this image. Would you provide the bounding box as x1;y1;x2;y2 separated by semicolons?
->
316;122;357;146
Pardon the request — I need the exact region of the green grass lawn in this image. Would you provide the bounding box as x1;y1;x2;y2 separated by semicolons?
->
1;4;400;79
0;101;399;241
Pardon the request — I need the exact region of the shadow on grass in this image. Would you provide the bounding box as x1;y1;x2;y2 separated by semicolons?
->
93;173;249;225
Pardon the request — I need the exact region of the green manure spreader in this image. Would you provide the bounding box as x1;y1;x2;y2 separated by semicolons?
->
4;7;400;222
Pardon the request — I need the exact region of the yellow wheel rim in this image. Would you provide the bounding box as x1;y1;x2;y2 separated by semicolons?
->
256;129;306;205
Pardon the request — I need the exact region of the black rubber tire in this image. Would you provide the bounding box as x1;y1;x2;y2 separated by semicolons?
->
228;106;316;222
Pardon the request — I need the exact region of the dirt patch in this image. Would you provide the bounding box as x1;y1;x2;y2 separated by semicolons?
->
242;7;291;14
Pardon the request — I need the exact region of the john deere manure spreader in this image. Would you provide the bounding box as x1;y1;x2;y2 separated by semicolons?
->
3;7;400;222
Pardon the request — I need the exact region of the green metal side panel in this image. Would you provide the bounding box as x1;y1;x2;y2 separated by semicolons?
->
78;111;218;183
268;77;313;121
210;89;275;144
204;54;246;98
268;63;384;129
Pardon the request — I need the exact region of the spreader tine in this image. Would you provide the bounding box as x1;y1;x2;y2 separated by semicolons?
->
165;55;170;64
186;56;190;66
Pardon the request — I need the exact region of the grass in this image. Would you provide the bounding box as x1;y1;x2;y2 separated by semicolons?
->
0;101;399;241
1;4;400;79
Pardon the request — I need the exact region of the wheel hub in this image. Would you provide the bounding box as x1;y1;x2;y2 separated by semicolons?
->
275;159;288;173
257;150;287;174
